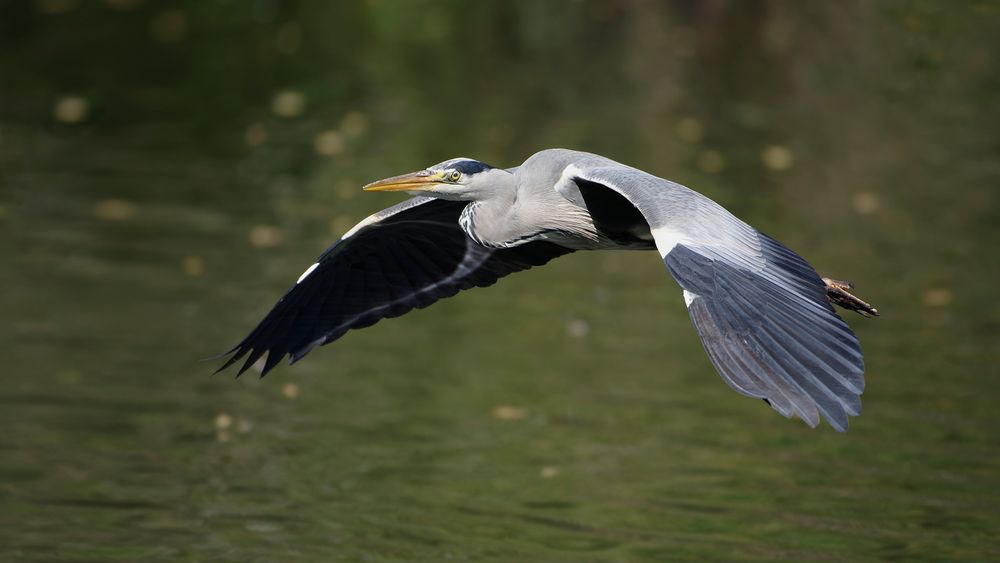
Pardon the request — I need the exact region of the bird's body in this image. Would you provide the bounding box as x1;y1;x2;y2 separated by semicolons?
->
219;149;877;431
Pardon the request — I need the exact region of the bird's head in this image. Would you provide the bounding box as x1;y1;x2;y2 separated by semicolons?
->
363;158;508;201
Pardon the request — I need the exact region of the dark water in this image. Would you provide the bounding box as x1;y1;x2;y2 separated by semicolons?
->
2;1;998;561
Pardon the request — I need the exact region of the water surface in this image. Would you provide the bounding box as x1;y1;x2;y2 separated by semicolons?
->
2;2;998;561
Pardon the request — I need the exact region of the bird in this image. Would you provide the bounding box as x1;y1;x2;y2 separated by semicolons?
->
217;148;878;431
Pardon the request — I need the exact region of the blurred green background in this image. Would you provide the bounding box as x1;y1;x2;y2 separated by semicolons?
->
2;0;998;561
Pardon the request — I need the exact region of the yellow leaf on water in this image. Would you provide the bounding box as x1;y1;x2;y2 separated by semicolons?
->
181;256;205;277
244;123;268;147
282;382;300;399
314;130;345;156
94;199;136;221
852;192;880;214
675;117;704;144
922;288;953;307
762;145;795;171
53;96;89;124
249;225;284;248
340;112;368;138
214;413;232;429
492;405;528;421
566;319;590;338
272;90;305;118
698;149;726;174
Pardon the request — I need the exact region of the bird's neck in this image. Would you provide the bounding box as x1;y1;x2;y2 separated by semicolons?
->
460;185;599;249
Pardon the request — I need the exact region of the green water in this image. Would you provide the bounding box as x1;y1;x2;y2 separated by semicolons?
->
2;2;998;561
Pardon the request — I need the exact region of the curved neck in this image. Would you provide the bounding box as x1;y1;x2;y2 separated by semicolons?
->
460;173;598;248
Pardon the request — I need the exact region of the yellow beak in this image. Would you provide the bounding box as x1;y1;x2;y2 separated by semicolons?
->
362;170;447;192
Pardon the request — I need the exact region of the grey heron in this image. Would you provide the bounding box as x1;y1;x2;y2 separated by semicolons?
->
218;149;877;431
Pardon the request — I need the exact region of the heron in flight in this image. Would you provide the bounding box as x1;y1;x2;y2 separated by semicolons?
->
218;149;877;431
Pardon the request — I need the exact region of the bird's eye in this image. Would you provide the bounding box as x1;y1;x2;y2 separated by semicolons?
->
449;171;462;182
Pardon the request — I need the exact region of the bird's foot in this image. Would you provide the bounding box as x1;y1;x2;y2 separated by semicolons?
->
822;277;879;317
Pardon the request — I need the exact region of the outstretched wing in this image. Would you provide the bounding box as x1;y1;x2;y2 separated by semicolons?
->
554;151;865;431
218;197;573;376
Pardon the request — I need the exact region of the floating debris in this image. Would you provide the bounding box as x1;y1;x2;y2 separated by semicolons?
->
53;96;89;124
248;225;284;248
58;369;83;384
761;145;795;171
244;123;268;147
314;130;345;156
540;466;560;479
922;288;953;307
698;149;726;174
272;90;305;118
93;198;136;221
566;318;589;338
492;405;528;421
340;111;368;138
591;287;610;304
675;117;704;144
282;382;300;399
214;413;232;429
181;255;205;277
852;192;880;214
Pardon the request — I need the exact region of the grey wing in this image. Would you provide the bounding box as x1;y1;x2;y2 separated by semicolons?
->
555;155;865;431
218;197;573;377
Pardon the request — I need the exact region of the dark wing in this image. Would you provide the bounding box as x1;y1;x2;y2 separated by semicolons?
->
554;154;865;431
218;197;573;376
